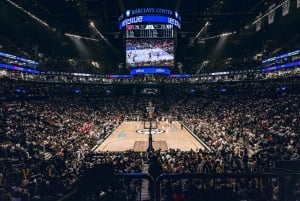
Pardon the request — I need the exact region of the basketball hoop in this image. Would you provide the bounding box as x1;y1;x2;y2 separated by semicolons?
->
146;106;155;118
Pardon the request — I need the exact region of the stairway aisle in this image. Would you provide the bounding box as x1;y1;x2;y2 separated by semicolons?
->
136;163;151;201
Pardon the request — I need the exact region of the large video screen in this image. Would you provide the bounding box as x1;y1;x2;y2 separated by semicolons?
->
126;39;174;68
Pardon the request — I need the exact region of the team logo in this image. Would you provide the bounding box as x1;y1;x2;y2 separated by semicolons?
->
136;128;165;134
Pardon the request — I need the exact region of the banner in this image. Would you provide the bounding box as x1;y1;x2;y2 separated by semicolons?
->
256;13;262;32
282;0;290;16
297;0;300;8
256;19;262;31
268;4;276;24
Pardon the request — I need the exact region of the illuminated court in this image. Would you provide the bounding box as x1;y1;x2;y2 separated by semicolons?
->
127;48;173;64
95;121;205;152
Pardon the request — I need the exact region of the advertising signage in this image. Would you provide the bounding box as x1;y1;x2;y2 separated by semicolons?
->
119;15;181;30
118;8;181;30
118;8;181;22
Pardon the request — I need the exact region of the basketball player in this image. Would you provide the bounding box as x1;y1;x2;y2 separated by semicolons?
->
127;51;132;59
133;52;137;62
148;50;152;62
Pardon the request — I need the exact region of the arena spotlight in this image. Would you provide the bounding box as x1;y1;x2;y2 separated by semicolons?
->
89;22;107;41
220;31;236;37
74;89;81;94
65;33;81;39
221;88;227;92
106;89;112;95
16;88;25;94
5;0;52;30
199;31;236;41
281;86;286;91
126;10;131;17
64;33;99;42
192;21;210;43
16;88;22;93
90;21;95;28
88;20;119;54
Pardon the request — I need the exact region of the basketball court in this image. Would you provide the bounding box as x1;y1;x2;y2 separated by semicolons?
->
127;48;173;64
95;121;205;152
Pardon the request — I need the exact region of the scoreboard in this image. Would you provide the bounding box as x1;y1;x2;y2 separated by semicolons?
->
126;24;173;38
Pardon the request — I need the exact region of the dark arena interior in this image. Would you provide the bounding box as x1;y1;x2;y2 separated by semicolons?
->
1;0;300;201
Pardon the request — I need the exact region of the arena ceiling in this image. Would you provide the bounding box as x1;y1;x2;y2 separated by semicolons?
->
0;0;299;73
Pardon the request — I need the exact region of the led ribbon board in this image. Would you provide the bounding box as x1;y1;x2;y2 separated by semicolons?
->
262;50;300;64
169;74;191;78
262;60;300;72
0;63;40;74
130;67;170;75
0;51;39;65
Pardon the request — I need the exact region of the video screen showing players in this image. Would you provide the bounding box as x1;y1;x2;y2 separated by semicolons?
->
126;39;174;68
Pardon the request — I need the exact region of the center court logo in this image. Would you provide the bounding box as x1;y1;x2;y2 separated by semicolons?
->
136;128;165;134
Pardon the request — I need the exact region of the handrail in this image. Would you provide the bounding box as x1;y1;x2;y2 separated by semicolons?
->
57;188;77;201
155;173;284;201
54;172;300;201
58;172;154;201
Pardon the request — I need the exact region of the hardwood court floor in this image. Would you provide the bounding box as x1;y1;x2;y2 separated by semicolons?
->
95;121;205;152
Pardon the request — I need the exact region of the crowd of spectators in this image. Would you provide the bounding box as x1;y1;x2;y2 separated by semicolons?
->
0;81;137;200
0;35;120;75
262;34;300;60
164;78;300;174
0;37;34;60
190;56;261;74
37;56;115;74
0;76;299;200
